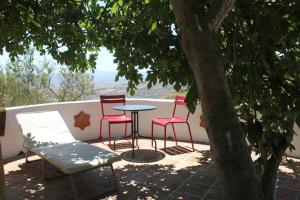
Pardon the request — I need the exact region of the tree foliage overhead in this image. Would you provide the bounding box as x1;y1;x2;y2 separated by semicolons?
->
1;0;300;199
0;0;198;106
0;0;100;71
221;0;300;176
102;0;199;104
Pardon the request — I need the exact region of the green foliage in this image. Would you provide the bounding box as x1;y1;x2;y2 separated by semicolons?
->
0;0;100;71
0;49;51;106
52;67;95;102
0;0;195;103
0;49;95;107
100;0;194;98
220;0;300;172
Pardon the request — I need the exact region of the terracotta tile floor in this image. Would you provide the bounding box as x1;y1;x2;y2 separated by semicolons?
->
4;139;300;199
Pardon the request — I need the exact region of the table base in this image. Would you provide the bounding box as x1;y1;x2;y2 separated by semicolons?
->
113;110;157;157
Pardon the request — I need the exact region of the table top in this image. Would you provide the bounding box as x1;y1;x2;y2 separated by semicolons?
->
113;105;157;111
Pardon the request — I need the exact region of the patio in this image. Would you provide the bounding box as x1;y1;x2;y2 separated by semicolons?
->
4;139;300;200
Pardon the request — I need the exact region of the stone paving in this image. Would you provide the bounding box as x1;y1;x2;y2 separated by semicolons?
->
3;139;300;199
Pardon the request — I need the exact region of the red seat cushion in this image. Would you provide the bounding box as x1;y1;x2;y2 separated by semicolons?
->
152;117;187;126
103;115;132;123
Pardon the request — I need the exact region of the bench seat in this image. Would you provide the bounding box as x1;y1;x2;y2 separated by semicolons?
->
32;141;121;174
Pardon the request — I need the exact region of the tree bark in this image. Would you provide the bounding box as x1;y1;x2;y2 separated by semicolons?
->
261;141;289;200
0;142;5;200
170;0;264;199
261;155;281;200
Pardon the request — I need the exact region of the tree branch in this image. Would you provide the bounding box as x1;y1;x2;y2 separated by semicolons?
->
46;74;60;100
207;0;235;32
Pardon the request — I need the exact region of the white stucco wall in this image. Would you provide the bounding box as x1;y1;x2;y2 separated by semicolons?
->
0;99;208;159
1;98;299;159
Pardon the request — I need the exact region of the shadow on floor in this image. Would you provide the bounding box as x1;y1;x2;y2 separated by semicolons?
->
5;146;300;200
161;145;194;155
4;149;222;200
110;141;133;150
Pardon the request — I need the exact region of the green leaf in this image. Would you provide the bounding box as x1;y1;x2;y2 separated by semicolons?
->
148;22;157;34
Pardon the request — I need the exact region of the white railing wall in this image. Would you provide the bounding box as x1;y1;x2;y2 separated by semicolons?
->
0;99;208;159
0;99;299;159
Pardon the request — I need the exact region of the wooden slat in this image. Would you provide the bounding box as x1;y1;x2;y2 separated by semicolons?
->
100;95;125;99
100;95;126;103
101;99;125;103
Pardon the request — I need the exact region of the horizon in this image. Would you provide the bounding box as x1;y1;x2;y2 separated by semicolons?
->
0;47;118;72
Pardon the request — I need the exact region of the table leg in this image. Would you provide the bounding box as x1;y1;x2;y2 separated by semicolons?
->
131;111;135;157
135;111;139;148
130;109;158;157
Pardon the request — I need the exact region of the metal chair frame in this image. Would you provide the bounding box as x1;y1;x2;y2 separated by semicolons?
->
151;95;194;151
99;95;132;146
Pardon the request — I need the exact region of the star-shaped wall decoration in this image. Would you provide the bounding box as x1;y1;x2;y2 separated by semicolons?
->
74;111;91;130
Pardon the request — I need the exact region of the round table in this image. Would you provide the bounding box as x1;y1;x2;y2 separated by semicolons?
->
113;105;157;157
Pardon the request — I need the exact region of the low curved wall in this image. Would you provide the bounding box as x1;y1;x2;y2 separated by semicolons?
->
0;99;208;159
1;99;299;159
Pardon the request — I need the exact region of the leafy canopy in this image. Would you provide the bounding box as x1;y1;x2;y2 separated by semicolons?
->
0;0;101;72
221;0;300;171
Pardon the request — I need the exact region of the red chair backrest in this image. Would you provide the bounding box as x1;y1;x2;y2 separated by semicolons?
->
172;95;190;120
100;95;126;116
174;95;187;106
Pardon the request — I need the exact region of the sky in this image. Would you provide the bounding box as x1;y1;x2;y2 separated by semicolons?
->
0;47;118;72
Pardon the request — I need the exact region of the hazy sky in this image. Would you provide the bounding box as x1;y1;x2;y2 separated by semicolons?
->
0;47;117;72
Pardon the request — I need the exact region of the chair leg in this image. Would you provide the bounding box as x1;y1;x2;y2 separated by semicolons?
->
109;123;111;146
124;123;128;137
171;123;178;146
99;118;103;142
186;122;194;151
151;122;154;147
164;126;167;151
25;147;29;163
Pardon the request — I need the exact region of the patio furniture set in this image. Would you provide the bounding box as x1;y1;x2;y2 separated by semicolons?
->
16;95;194;199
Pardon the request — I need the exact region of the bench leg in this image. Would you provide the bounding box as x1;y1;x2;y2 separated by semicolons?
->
25;147;29;163
69;164;118;200
42;158;46;180
41;159;67;180
110;164;118;190
40;160;118;199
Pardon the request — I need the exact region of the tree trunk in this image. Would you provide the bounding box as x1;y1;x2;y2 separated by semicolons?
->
261;155;281;200
170;1;264;199
0;142;5;200
261;141;288;200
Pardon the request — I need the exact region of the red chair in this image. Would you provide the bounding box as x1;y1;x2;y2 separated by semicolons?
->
99;95;132;146
151;95;194;151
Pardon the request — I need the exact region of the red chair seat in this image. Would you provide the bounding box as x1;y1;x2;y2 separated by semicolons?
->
153;117;187;126
103;115;132;123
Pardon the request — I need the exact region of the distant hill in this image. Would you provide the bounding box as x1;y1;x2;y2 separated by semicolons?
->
92;70;126;85
90;70;188;100
53;70;180;99
92;70;151;87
